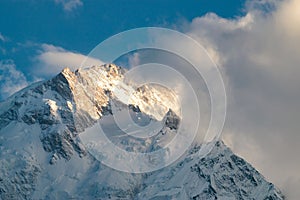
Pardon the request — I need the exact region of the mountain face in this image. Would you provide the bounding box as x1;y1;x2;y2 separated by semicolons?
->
0;64;283;199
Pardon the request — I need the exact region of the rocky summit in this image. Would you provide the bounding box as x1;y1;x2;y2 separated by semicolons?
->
0;64;284;199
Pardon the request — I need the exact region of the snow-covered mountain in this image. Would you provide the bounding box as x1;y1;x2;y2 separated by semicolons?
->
0;64;284;199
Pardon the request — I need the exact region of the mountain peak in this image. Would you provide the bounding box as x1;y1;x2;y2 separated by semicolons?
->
0;64;284;199
0;64;180;162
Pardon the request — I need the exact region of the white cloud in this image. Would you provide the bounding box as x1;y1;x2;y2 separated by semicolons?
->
0;33;7;42
54;0;83;12
128;52;140;67
0;33;8;55
274;0;300;38
35;44;103;77
0;60;29;100
181;0;300;198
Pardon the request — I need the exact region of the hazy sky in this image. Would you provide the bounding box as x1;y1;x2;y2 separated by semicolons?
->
1;0;299;199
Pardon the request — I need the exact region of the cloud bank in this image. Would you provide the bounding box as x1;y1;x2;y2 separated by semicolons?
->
35;44;103;77
181;0;300;198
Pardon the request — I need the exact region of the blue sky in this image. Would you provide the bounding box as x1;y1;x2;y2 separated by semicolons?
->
0;0;245;53
0;0;245;85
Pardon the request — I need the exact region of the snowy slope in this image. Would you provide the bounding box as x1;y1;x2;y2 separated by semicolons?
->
138;141;283;199
0;64;284;199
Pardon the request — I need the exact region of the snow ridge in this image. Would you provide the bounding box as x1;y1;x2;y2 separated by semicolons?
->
0;65;284;199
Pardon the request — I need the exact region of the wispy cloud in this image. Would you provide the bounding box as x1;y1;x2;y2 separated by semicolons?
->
0;33;8;55
0;32;8;42
34;44;103;77
54;0;83;12
0;33;5;42
0;60;28;100
128;52;141;68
